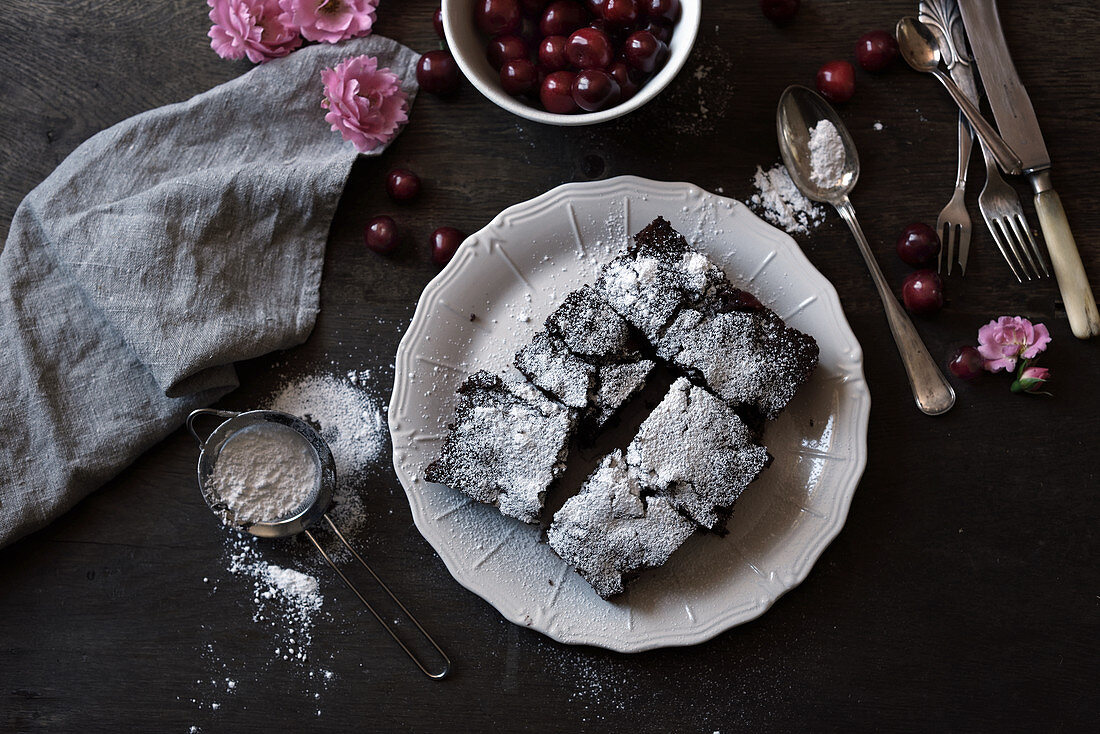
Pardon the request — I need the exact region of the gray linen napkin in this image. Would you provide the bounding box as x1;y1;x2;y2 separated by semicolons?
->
0;36;419;547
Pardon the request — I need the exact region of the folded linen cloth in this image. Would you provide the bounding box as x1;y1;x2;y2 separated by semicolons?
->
0;36;419;547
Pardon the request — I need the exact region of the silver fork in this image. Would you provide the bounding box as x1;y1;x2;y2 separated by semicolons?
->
937;117;972;275
920;0;972;275
976;143;1052;282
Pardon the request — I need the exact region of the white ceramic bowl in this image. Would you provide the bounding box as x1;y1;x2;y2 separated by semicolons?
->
441;0;702;126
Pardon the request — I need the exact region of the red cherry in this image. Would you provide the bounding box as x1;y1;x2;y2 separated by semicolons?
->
856;30;899;72
816;60;855;103
639;19;672;43
521;0;548;12
572;69;620;111
433;8;445;39
896;223;941;266
500;58;539;95
760;0;800;25
584;0;608;15
566;28;614;69
364;216;399;254
476;0;522;36
487;35;528;70
540;70;579;113
623;30;665;72
417;50;460;96
607;60;641;100
539;35;570;70
602;0;639;26
540;1;587;36
902;270;944;314
431;227;466;266
948;346;984;380
386;169;421;202
642;0;679;23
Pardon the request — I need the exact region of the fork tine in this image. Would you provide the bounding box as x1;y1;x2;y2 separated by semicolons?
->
997;217;1035;280
942;222;956;276
1015;214;1051;278
987;218;1025;282
1006;215;1042;280
937;222;947;274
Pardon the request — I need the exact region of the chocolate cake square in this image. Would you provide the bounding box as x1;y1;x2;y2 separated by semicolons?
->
626;377;770;530
424;371;576;524
657;305;819;420
594;217;732;342
547;450;696;599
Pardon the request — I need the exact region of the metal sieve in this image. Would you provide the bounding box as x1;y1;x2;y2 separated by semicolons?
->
187;408;451;679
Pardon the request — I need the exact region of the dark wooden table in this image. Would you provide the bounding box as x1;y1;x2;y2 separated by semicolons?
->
2;1;1097;731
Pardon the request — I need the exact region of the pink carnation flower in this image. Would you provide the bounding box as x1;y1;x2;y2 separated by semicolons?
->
208;0;302;63
977;316;1051;373
322;55;409;153
282;0;377;43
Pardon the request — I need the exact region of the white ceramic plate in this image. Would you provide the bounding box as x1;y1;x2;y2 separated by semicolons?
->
389;176;869;652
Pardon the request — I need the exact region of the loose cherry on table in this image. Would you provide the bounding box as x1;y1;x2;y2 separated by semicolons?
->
760;0;800;25
948;346;984;381
501;58;539;95
417;50;460;96
572;69;621;111
433;8;445;39
566;27;614;69
431;227;466;266
487;35;528;70
896;223;941;266
856;30;899;72
475;0;522;36
816;60;855;103
902;270;944;314
541;70;580;113
364;216;399;255
386;169;421;202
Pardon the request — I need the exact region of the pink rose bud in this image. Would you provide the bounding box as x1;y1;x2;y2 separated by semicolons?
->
1011;365;1051;394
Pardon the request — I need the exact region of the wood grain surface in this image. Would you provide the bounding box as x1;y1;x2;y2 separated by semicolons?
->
1;1;1097;731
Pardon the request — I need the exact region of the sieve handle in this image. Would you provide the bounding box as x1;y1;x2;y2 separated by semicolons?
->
186;408;240;448
304;513;451;679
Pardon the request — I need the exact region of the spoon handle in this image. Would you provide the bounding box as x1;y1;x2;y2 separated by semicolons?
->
834;198;956;415
931;69;1022;175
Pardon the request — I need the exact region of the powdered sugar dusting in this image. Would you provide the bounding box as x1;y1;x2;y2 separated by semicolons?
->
747;164;826;235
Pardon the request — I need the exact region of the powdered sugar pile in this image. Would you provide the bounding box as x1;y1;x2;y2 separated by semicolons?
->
808;119;846;187
269;373;386;483
208;423;319;524
747;164;826;235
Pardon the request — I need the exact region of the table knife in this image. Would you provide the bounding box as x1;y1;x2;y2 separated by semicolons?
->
958;0;1100;338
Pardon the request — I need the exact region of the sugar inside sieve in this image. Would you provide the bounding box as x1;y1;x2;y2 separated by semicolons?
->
187;408;450;679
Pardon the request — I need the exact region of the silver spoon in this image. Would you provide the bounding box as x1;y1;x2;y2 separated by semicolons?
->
895;17;1022;175
777;85;955;416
